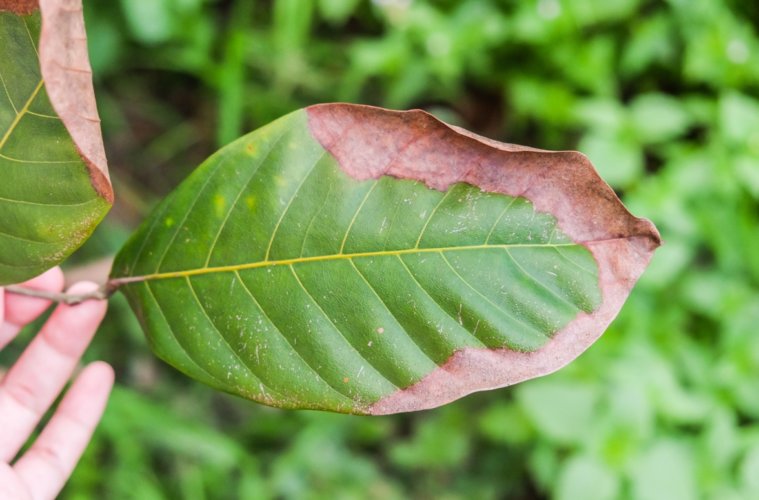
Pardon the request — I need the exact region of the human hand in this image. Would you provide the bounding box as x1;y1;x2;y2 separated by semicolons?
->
0;268;113;500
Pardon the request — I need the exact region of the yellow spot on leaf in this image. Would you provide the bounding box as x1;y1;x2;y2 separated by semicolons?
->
214;194;226;217
245;196;256;210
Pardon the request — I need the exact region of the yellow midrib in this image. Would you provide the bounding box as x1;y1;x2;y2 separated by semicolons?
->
0;79;44;151
117;242;576;284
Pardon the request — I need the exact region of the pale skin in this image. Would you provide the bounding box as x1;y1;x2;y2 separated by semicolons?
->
0;267;113;500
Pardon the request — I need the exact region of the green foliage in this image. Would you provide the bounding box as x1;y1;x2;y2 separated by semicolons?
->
111;107;602;413
0;11;110;285
30;0;759;497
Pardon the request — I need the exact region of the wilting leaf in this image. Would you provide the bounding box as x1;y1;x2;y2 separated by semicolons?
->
0;0;112;285
111;104;660;415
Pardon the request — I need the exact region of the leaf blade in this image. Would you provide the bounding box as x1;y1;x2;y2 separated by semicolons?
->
113;105;658;414
0;2;112;285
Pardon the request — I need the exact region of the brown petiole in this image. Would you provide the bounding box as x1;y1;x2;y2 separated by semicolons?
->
3;283;117;305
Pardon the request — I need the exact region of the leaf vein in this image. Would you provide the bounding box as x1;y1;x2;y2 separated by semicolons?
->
484;196;518;244
298;181;334;258
0;152;80;164
233;271;356;404
0;69;18;113
114;242;580;285
504;249;580;311
264;149;327;261
0;79;44;152
153;153;234;273
553;246;596;275
144;282;230;388
204;129;289;267
349;259;440;367
414;187;453;248
0;226;48;244
395;255;486;348
438;252;548;339
185;277;285;399
338;179;379;254
288;264;399;390
0;194;98;208
21;16;39;57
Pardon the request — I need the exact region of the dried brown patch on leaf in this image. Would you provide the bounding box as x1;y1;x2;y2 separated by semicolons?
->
307;103;659;247
366;240;649;414
0;0;38;14
39;0;112;202
306;103;661;414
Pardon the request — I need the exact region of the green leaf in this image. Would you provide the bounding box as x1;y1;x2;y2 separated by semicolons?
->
516;378;600;445
578;132;642;189
630;440;697;500
555;454;619;500
118;0;174;45
629;93;691;144
111;104;659;414
0;1;112;285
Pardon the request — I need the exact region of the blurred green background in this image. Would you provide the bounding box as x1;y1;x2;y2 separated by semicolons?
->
17;0;759;497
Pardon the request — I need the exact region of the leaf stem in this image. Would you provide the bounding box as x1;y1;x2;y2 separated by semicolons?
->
3;284;112;305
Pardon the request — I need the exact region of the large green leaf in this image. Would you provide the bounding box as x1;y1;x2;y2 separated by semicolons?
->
0;0;112;285
111;104;660;414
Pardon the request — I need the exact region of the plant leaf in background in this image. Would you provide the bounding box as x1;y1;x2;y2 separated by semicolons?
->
0;0;112;285
111;104;660;415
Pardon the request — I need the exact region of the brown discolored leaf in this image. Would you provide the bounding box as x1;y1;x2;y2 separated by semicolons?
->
38;0;111;202
1;0;111;201
113;104;659;414
307;103;660;414
0;0;111;285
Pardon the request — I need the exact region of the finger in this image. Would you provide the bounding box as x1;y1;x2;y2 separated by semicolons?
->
0;282;107;462
3;267;65;326
14;362;113;500
1;267;65;350
0;463;31;500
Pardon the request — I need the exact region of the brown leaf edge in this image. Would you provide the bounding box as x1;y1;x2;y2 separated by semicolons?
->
307;103;661;415
0;0;35;14
1;0;113;203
